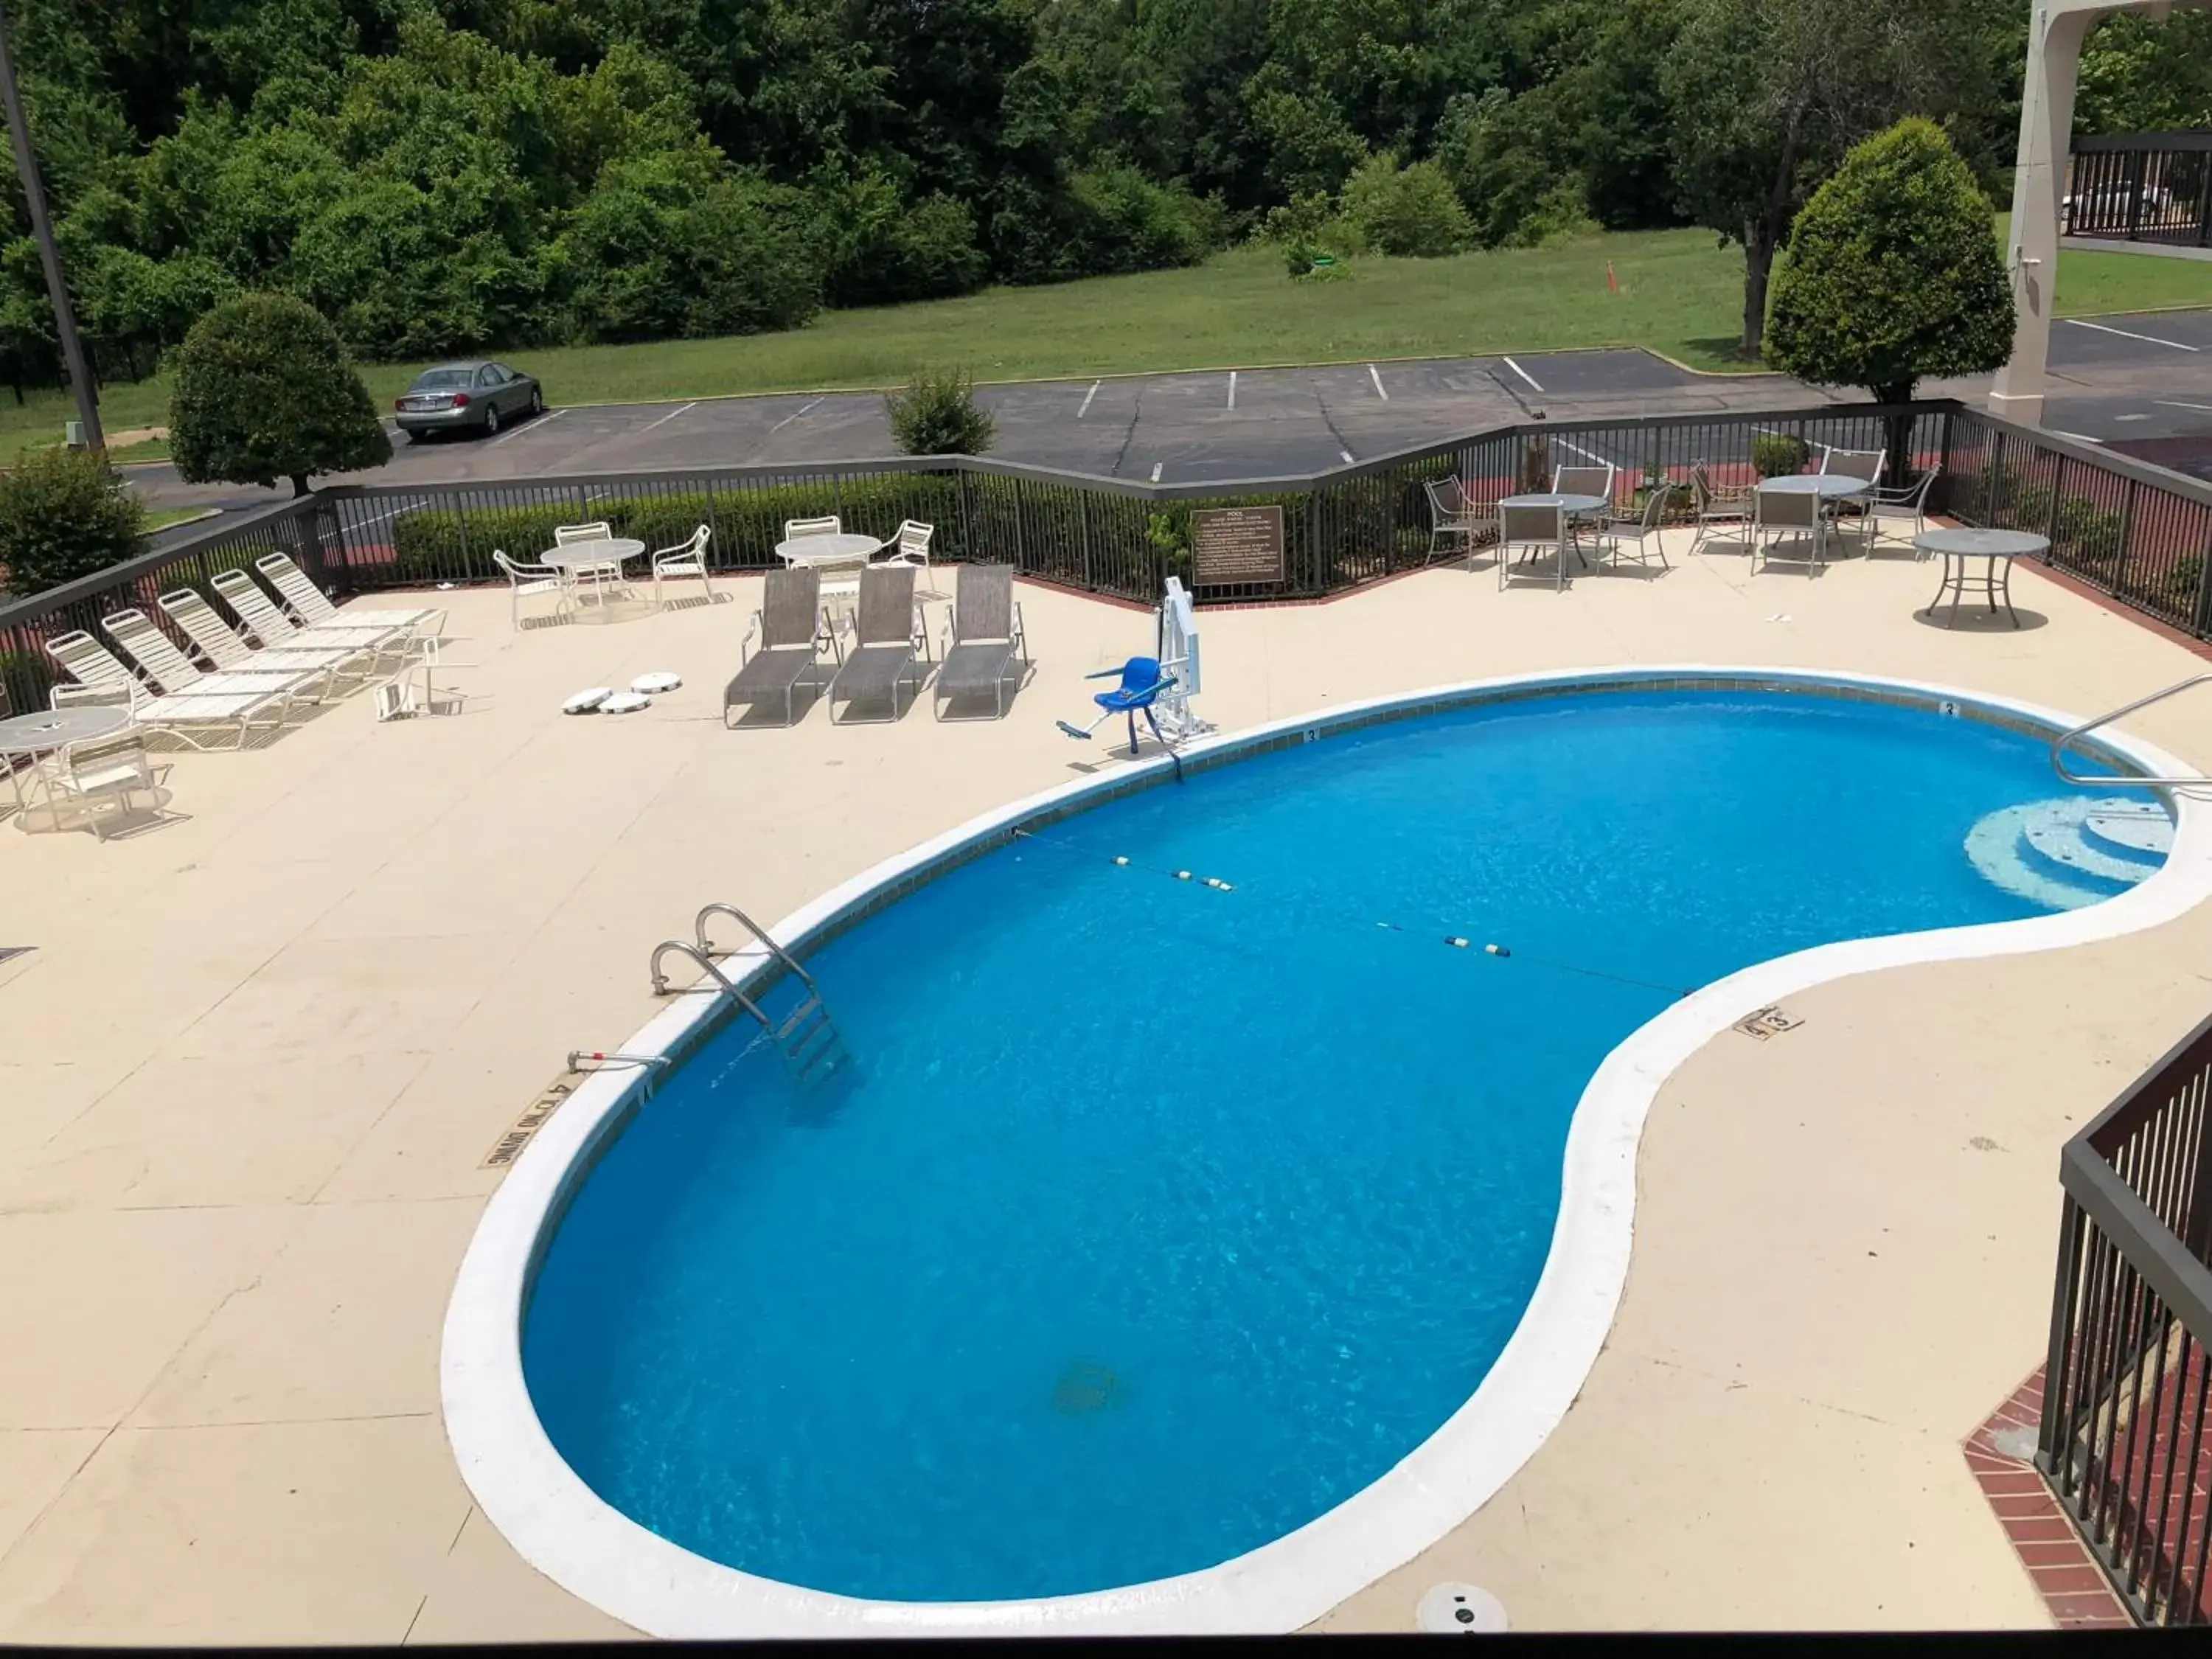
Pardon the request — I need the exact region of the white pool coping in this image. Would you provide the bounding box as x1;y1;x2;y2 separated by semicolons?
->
441;664;2212;1637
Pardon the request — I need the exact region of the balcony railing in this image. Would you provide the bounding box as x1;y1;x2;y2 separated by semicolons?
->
2041;1012;2212;1626
2065;132;2212;249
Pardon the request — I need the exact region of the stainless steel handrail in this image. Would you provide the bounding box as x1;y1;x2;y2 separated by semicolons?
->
2051;673;2212;787
694;900;819;993
647;937;778;1033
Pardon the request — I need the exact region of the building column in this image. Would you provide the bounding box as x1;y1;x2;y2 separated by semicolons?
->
1989;4;2100;426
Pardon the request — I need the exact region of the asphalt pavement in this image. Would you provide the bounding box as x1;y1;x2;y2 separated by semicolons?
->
133;310;2212;530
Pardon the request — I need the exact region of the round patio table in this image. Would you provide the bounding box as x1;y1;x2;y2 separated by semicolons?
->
1915;526;2046;630
0;704;131;822
543;540;647;621
773;532;882;568
1756;473;1871;501
1498;492;1609;516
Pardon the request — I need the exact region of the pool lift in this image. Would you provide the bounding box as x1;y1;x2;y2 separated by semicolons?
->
648;902;849;1088
1056;577;1214;756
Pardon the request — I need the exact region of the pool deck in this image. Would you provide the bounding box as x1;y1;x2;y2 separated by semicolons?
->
4;534;2210;1639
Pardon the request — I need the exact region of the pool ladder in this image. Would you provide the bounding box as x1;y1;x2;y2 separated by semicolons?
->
648;902;851;1088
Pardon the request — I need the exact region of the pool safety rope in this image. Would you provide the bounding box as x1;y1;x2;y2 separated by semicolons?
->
1008;826;1696;999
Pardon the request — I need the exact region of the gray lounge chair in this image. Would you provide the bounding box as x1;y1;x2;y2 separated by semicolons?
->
723;567;829;728
932;564;1029;720
829;565;926;725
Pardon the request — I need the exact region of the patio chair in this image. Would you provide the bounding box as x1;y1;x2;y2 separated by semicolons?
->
933;563;1029;720
46;728;167;841
44;632;299;750
1498;499;1573;592
1752;484;1827;574
254;553;443;636
785;515;841;542
553;521;613;546
102;608;335;704
1425;479;1483;568
211;568;411;665
828;564;927;724
1688;462;1754;555
493;549;570;630
650;524;717;610
159;588;371;685
1865;467;1942;557
1818;447;1886;553
723;567;830;728
873;520;938;596
1600;482;1676;574
1551;462;1617;551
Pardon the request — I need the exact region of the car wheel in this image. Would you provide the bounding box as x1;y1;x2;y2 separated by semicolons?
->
484;403;501;437
529;387;543;416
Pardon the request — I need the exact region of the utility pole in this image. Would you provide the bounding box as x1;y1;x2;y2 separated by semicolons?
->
0;0;100;450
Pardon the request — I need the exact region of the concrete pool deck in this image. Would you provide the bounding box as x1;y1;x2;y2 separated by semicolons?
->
3;534;2209;1638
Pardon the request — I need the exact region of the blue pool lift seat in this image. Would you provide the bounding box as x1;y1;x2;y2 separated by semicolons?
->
1088;656;1177;755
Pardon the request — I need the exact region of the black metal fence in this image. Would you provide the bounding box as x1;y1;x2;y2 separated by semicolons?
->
6;397;2212;719
2041;1015;2212;1627
2066;132;2212;249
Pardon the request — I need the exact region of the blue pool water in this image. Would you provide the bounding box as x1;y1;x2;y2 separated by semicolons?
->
523;689;2154;1603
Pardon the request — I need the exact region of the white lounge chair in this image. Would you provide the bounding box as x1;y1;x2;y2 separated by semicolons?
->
159;588;371;685
102;608;335;704
650;524;717;610
254;553;444;636
211;568;411;665
44;632;300;751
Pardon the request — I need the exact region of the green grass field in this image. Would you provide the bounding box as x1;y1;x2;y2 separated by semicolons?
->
11;223;2209;458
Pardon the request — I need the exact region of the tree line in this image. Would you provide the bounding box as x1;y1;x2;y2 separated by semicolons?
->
2;0;2208;397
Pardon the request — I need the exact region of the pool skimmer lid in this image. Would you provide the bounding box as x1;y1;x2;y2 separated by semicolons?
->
1418;1583;1507;1634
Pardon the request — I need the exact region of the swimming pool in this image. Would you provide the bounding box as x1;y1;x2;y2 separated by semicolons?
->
446;669;2208;1637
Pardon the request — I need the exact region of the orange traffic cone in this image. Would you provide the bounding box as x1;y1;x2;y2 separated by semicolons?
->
1606;260;1618;293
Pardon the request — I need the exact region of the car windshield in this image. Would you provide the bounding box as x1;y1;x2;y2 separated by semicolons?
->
411;369;474;389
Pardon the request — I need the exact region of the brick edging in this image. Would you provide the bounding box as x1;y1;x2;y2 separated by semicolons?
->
1966;1368;2134;1628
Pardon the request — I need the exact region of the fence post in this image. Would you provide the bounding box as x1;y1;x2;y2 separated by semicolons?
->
2047;455;2067;568
2110;477;2138;604
1077;487;1094;591
1011;477;1027;574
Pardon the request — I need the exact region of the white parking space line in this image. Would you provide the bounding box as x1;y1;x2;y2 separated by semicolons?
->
1078;381;1101;418
1503;356;1544;392
1368;364;1388;401
1554;438;1612;463
767;396;824;436
631;400;698;440
2049;429;2107;445
2065;318;2199;351
2156;400;2212;414
1150;462;1164;482
1227;372;1237;411
486;406;565;448
1338;448;1354;465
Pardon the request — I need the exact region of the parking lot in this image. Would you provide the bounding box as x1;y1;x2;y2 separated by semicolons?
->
133;310;2212;524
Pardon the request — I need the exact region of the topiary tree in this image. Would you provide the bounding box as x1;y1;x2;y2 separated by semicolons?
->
1765;119;2015;477
169;293;392;497
0;444;145;598
885;365;996;456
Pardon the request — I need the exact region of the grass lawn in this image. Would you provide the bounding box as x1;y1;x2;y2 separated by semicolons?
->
142;506;212;532
8;223;2208;456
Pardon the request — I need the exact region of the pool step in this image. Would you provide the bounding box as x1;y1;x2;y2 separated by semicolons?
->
1965;796;2171;912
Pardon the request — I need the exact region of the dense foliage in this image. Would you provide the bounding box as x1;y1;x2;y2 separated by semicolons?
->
886;365;997;456
0;0;2205;390
167;292;393;494
1767;120;2015;406
0;444;144;597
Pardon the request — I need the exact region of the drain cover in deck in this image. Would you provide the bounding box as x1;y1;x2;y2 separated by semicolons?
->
1418;1583;1507;1633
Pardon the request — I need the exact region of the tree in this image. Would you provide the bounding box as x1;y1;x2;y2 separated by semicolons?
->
167;292;390;496
1661;0;1995;359
0;442;142;597
885;364;995;455
1765;119;2014;473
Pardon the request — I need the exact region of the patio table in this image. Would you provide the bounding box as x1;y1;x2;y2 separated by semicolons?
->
544;540;647;619
773;532;882;568
1915;527;2045;629
0;705;132;824
1756;474;1871;501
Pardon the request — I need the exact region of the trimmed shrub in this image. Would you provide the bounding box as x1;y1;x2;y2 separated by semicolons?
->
1752;434;1809;477
0;444;145;598
886;366;996;456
